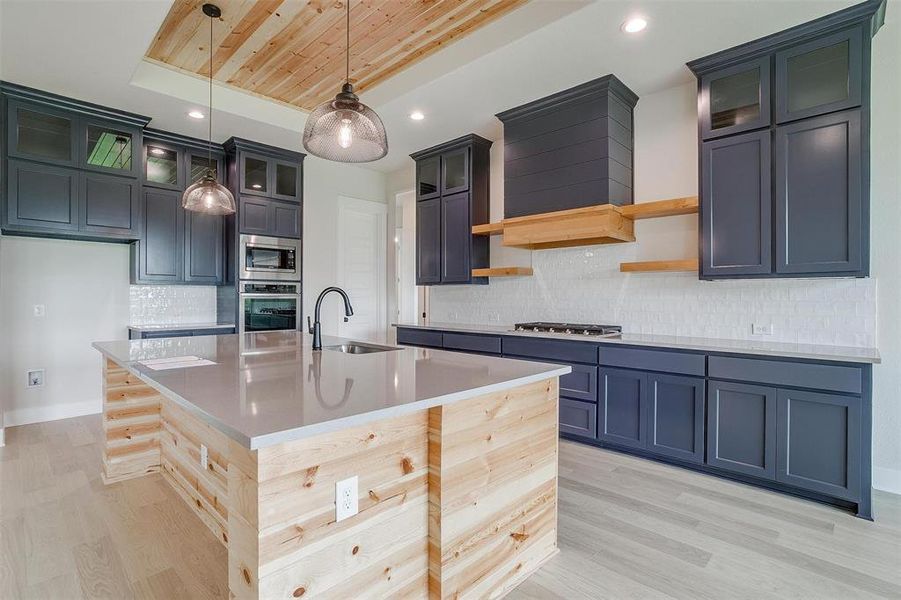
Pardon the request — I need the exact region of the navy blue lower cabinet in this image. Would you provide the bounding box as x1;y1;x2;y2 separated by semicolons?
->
560;397;597;440
396;327;442;348
559;363;598;403
598;367;648;449
646;374;705;464
707;380;777;479
776;389;861;501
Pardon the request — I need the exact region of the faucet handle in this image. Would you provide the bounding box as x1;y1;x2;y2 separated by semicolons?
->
307;316;313;334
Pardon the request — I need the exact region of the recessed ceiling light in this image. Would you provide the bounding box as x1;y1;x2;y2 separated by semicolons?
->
188;110;205;119
149;147;166;156
409;111;425;121
621;17;647;33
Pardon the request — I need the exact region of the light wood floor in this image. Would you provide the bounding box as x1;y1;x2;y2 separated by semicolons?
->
1;415;899;599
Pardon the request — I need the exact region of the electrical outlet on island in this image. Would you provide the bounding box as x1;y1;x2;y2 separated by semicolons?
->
752;323;774;336
335;476;359;522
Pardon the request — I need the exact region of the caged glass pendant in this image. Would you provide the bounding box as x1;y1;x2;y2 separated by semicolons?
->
183;3;236;215
302;0;388;163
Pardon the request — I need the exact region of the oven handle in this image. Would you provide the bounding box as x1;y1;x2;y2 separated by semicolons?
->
239;294;301;299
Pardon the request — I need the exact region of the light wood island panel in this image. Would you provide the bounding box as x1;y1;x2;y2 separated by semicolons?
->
100;358;559;599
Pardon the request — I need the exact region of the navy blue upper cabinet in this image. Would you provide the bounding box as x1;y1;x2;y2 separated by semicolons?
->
411;134;491;286
775;109;863;275
700;57;771;140
416;197;441;285
81;119;141;178
7;100;79;167
775;28;863;124
6;159;79;232
144;140;183;190
238;196;301;239
133;188;183;283
236;150;302;201
701;130;772;277
185;210;224;284
688;1;884;280
80;171;140;238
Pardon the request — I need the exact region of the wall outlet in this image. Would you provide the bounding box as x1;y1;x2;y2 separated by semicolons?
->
335;476;359;522
200;444;208;470
33;304;45;318
26;369;45;388
752;323;774;336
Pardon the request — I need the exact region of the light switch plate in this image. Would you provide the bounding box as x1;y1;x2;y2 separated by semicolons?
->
26;369;45;388
335;476;359;522
752;323;774;335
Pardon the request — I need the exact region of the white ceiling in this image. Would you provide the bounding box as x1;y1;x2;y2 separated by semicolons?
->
0;0;860;173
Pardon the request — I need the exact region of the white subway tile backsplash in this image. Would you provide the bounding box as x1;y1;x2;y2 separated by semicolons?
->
129;285;218;325
429;244;877;347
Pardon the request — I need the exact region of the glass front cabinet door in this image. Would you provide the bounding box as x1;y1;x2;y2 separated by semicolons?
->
7;101;78;166
83;120;140;177
700;57;771;140
775;28;863;124
416;155;440;200
144;142;182;189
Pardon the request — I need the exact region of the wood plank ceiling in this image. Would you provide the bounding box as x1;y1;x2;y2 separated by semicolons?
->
146;0;529;111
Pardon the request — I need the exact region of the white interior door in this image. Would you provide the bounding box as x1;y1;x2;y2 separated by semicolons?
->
336;196;387;343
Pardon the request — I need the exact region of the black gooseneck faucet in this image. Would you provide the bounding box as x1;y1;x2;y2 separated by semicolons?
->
308;287;354;351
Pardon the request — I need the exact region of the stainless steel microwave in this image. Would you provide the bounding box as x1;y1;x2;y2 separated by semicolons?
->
239;234;300;281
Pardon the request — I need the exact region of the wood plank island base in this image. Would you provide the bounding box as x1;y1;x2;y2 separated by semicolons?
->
94;333;569;599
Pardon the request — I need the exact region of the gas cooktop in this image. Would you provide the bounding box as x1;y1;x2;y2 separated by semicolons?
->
513;322;622;336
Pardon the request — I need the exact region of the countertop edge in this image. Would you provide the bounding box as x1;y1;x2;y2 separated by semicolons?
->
127;323;236;332
393;323;881;364
94;345;571;450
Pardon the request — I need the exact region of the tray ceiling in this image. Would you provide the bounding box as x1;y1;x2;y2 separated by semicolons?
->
145;0;529;111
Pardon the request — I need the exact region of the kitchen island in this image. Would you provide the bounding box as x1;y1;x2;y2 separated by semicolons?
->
92;332;570;599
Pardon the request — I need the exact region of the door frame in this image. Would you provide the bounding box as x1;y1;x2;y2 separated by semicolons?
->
336;195;388;342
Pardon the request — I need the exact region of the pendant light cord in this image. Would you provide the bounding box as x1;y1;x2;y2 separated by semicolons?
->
346;0;350;84
208;12;213;173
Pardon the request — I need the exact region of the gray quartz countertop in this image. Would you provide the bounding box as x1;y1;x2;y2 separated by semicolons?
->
127;322;235;332
393;322;881;364
93;331;570;449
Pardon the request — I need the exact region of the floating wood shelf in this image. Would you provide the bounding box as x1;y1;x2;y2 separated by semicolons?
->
618;196;699;220
470;195;698;250
620;259;699;273
472;222;504;236
472;267;534;277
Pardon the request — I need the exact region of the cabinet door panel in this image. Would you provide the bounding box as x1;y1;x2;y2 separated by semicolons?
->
442;147;469;195
185;211;223;284
139;189;183;282
80;172;140;237
240;153;269;195
83;121;139;177
7;101;78;166
700;57;771;140
559;363;598;403
776;28;863;123
441;191;471;283
776;389;860;500
775;109;862;275
598;368;647;449
272;161;300;200
144;142;182;189
272;200;301;239
7;159;79;231
239;196;272;235
647;374;705;463
707;381;776;479
560;398;597;440
416;155;440;200
701;130;772;277
416;197;441;284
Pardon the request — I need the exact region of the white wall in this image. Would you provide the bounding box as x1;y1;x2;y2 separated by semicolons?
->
868;12;901;493
0;236;130;426
425;18;900;491
303;156;388;336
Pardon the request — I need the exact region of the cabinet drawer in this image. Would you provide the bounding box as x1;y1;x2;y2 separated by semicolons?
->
502;336;597;364
560;398;597;440
191;327;235;336
507;357;597;402
442;332;500;354
708;356;861;394
396;327;443;348
599;346;705;376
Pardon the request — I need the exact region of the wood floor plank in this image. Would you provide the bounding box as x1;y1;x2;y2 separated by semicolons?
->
1;419;899;600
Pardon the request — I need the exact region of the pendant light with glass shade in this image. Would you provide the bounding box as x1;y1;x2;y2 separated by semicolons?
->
302;0;388;163
182;3;236;215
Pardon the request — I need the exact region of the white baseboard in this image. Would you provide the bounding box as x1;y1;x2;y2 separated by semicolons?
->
873;466;901;495
3;400;100;428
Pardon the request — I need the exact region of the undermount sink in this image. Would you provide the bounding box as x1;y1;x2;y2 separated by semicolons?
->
323;342;403;355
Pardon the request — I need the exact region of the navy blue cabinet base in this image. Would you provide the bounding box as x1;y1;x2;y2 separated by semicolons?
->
396;325;874;519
